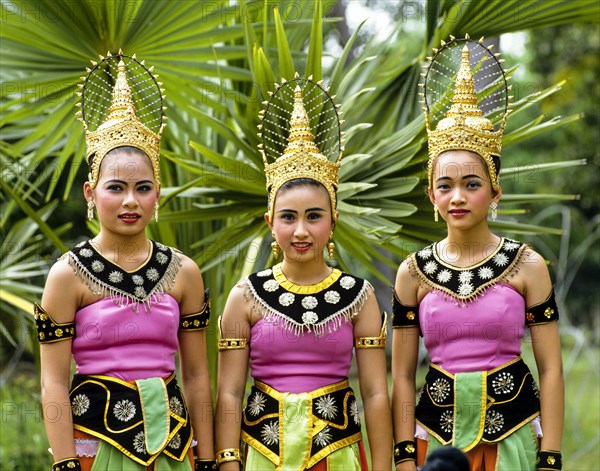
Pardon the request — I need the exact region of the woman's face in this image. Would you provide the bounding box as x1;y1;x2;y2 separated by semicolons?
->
84;150;158;236
429;150;501;229
267;184;335;263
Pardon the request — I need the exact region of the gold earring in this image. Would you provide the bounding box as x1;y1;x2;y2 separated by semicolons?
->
271;233;280;259
328;240;335;260
328;232;335;260
490;201;497;222
154;202;159;222
433;204;439;222
87;200;95;220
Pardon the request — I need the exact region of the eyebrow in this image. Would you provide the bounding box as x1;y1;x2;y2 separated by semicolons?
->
277;207;326;213
104;179;154;185
436;174;484;182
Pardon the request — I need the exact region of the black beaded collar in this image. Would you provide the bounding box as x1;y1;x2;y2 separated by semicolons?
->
67;239;181;311
409;238;526;302
245;264;371;336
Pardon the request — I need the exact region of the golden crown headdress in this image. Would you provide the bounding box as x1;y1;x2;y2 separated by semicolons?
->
420;34;512;191
259;75;344;220
76;50;166;189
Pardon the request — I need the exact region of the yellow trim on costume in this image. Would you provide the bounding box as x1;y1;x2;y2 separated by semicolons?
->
415;419;449;446
136;377;170;455
70;379;143;434
487;355;523;374
490;372;531;406
272;264;341;294
254;378;351;400
466;371;487;452
71;373;188;465
72;420;187;466
244;379;356;467
242;412;280;427
306;433;363;469
481;410;540;444
241;431;280;466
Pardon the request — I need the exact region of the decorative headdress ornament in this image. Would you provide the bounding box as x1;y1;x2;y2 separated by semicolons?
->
420;34;512;191
76;50;166;188
259;74;344;220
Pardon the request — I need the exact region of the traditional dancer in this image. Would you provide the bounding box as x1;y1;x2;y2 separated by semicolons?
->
391;36;563;471
215;76;392;470
36;51;215;471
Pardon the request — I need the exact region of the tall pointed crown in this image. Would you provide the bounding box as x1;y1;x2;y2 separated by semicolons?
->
421;35;511;191
77;51;166;188
260;76;343;220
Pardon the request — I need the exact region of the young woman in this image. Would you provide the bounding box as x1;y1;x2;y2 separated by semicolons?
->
36;53;214;471
215;80;392;470
391;37;564;471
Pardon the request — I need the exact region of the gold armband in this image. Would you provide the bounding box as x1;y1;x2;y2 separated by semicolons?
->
217;316;248;351
180;289;211;331
34;303;76;344
215;448;241;466
355;312;387;349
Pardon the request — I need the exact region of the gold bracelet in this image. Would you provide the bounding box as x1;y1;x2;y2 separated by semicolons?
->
355;312;387;349
218;338;248;350
217;316;248;351
215;448;241;466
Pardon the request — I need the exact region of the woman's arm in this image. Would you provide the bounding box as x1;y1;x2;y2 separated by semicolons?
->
391;261;420;471
177;256;214;459
215;284;251;471
39;258;80;461
522;250;564;452
354;287;393;470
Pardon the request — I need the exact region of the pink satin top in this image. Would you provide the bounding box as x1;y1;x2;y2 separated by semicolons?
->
71;295;180;381
420;284;525;373
249;318;354;393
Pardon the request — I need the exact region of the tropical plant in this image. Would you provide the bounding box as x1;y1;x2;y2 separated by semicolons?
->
2;0;599;371
2;0;600;468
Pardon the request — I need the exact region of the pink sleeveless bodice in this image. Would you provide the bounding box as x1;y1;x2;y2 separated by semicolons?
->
71;295;180;381
420;284;525;373
249;318;354;393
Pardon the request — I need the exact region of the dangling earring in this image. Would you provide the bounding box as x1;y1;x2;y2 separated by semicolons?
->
87;200;95;220
271;233;280;259
433;204;439;222
154;201;159;222
327;232;335;261
490;201;498;222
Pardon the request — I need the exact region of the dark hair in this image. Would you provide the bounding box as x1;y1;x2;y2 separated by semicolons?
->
492;155;501;174
420;446;470;471
88;146;149;167
278;178;324;192
105;146;148;159
271;178;335;213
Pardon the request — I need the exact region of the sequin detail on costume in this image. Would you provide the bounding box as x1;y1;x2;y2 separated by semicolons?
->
66;240;181;311
409;238;526;303
244;265;371;336
315;395;338;420
261;421;280;446
113;400;136;422
71;394;90;416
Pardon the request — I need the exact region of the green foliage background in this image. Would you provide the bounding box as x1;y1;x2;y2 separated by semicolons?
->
1;0;598;468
